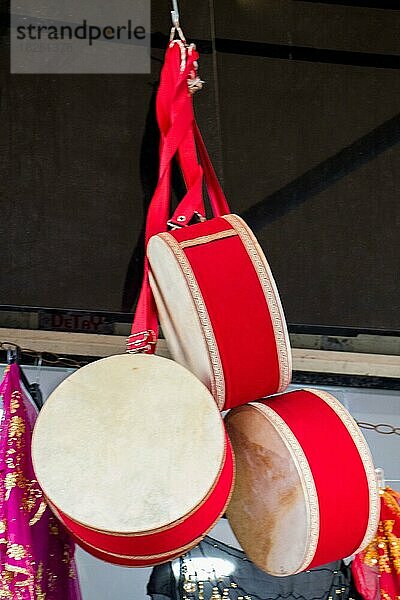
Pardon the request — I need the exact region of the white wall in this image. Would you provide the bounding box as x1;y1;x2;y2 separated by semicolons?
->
1;364;399;599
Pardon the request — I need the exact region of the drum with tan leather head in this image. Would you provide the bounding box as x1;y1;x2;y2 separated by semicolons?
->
31;354;234;566
225;388;379;576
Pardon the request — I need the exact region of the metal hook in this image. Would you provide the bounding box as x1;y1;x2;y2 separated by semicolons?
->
6;348;13;365
170;0;186;43
171;0;179;27
34;353;43;386
375;467;386;490
3;342;21;365
30;353;44;410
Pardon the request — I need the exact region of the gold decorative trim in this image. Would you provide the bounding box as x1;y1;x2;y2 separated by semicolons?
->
159;232;226;410
305;389;380;552
29;500;47;526
251;401;320;573
58;521;204;563
81;536;203;563
222;214;292;392
179;229;238;249
382;488;400;519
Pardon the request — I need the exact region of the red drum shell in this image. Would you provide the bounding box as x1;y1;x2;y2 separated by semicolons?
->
49;501;190;567
147;214;291;411
225;389;380;576
74;537;191;567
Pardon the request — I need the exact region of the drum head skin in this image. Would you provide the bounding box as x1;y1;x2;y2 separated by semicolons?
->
225;389;379;576
225;405;309;576
32;354;226;535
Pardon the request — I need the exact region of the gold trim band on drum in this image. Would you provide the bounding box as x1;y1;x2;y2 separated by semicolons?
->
305;389;380;552
179;229;238;248
250;401;320;573
158;232;226;409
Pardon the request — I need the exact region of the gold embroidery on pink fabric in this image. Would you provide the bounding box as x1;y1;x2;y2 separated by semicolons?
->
28;501;47;527
361;496;400;577
7;543;26;561
9;416;25;439
4;471;23;501
35;562;46;600
10;392;20;414
49;520;60;536
0;376;81;599
0;569;14;599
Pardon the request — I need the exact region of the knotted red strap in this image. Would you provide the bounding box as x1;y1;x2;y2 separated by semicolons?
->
157;43;206;224
128;41;230;353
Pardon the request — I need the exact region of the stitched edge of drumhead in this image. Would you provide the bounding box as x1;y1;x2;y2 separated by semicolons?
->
222;214;292;393
148;263;214;391
305;389;380;552
155;232;226;410
249;401;320;574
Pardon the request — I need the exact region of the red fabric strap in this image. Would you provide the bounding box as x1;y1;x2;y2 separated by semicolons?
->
128;41;230;353
128;44;199;352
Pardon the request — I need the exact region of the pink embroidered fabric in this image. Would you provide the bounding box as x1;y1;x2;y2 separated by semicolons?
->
352;488;400;600
0;363;82;600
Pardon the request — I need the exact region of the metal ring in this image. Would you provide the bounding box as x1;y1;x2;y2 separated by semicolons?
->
375;423;396;435
357;422;375;430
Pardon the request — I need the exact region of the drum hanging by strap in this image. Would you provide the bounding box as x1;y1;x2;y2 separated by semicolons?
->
148;213;292;411
224;388;380;576
129;40;292;411
31;35;237;568
31;354;234;566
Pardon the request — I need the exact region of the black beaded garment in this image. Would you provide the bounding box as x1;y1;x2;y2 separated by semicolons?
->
147;536;362;600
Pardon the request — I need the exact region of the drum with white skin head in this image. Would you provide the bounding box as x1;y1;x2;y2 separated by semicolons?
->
32;354;234;566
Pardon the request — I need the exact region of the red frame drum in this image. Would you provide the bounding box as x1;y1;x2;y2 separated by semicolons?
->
225;388;380;575
31;354;235;566
148;214;292;411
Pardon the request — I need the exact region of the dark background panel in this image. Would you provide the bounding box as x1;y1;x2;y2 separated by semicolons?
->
258;145;400;329
214;0;400;55
0;0;222;313
217;56;400;206
1;0;399;331
216;52;400;329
